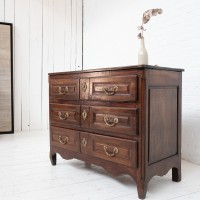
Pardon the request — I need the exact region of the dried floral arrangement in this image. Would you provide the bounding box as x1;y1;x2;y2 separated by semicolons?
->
137;8;163;39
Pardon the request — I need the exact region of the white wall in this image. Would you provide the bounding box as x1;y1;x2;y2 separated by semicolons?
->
83;0;200;164
0;0;82;131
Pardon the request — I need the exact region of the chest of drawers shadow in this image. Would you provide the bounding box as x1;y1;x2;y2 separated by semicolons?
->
49;65;184;199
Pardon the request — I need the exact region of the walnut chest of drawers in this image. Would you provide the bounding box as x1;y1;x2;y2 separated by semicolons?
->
49;65;184;199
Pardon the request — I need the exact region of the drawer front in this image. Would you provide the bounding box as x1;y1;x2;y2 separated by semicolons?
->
50;104;80;127
80;132;137;168
49;78;79;100
90;106;138;136
51;126;80;152
89;75;138;102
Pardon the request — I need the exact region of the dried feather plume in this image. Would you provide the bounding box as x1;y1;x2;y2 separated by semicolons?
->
137;8;163;39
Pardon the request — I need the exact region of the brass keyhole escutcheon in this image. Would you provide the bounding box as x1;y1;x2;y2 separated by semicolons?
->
82;138;87;148
81;82;87;92
82;110;87;120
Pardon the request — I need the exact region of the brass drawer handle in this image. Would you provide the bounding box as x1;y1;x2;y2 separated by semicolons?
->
58;112;69;120
104;115;118;127
81;82;87;92
82;110;87;120
82;138;87;148
59;135;69;145
103;86;118;96
58;86;69;94
104;146;119;157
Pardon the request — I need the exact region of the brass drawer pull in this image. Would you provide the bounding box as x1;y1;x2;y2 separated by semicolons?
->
104;146;119;157
58;86;69;94
58;112;69;120
82;138;87;148
104;85;118;96
81;82;87;92
59;135;69;145
104;115;118;127
82;110;87;120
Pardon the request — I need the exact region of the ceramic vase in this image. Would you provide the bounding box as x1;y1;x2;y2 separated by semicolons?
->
138;37;148;65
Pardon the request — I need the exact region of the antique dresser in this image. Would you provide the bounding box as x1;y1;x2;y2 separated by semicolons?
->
49;65;184;199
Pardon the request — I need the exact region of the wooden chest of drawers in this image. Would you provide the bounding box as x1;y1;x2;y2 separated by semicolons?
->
49;65;184;199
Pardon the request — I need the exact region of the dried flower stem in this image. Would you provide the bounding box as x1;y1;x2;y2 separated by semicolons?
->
137;8;163;39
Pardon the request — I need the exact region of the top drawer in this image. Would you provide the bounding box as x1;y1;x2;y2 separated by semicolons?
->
49;77;79;100
89;75;138;102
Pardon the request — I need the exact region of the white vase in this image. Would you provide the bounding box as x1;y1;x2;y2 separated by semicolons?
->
138;38;148;65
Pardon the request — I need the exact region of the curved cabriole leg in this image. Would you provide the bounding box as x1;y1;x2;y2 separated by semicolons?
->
50;152;57;166
172;166;181;182
137;180;148;199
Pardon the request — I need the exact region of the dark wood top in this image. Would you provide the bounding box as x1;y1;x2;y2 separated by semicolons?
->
48;65;184;76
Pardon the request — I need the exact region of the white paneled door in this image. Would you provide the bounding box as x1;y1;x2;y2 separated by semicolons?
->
0;0;83;131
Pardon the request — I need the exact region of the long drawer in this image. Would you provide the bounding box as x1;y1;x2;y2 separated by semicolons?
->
90;106;138;136
80;132;138;168
88;75;138;102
